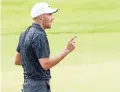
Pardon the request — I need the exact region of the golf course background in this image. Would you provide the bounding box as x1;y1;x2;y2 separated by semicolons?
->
1;0;120;92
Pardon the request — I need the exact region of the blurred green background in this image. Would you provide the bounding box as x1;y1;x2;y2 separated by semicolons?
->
1;0;120;92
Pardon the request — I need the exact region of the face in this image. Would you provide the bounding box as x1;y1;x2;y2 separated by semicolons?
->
41;13;54;29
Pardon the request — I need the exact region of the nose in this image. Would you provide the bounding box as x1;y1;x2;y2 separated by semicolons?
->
52;15;54;21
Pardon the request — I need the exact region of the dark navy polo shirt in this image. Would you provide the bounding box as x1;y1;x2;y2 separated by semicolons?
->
16;23;51;80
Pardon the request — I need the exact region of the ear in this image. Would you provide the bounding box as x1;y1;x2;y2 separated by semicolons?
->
39;15;43;20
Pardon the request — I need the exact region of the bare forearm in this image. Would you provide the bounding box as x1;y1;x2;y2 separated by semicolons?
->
40;36;76;70
41;49;70;70
48;49;69;67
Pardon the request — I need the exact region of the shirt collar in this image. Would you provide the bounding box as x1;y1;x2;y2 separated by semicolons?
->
32;23;46;35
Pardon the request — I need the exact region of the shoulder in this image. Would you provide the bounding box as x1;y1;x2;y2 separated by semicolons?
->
31;31;47;45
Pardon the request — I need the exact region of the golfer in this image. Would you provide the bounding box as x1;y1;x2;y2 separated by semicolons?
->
15;2;76;92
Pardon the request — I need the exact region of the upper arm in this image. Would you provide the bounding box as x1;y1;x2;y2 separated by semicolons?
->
32;34;50;59
15;52;21;65
15;34;22;65
32;34;50;69
39;58;49;70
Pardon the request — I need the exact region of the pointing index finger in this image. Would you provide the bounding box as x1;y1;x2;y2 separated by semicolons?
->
70;36;76;41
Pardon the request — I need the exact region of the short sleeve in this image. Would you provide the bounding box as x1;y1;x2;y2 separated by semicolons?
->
16;33;22;53
32;34;50;59
16;43;20;53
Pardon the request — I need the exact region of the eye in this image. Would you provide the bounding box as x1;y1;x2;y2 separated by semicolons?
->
48;13;52;16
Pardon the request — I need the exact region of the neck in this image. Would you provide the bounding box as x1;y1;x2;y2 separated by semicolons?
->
33;20;45;30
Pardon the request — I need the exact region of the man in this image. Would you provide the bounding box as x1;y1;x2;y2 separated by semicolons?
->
15;2;76;92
